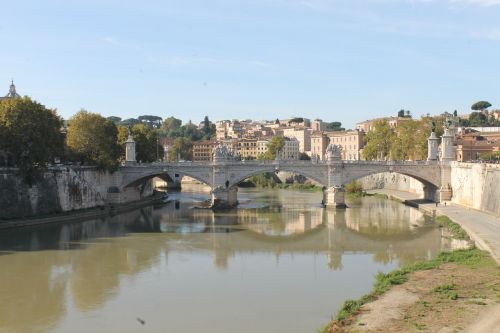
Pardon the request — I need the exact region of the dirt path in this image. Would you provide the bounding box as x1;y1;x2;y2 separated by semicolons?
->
464;303;500;333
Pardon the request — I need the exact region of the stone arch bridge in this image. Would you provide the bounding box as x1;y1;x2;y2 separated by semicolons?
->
115;157;452;209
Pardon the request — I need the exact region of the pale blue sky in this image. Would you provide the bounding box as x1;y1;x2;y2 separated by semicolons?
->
1;0;499;128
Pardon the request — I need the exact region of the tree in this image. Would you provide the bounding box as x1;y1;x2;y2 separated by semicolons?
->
480;151;500;161
325;121;344;131
469;112;488;127
397;109;405;117
131;124;163;162
201;116;215;140
362;121;396;160
168;137;192;161
289;117;304;125
107;116;122;124
392;119;430;160
181;122;203;141
138;115;163;129
471;101;492;112
117;125;130;146
261;136;285;160
121;118;140;127
162;117;182;132
0;97;64;184
66;110;121;171
299;152;311;160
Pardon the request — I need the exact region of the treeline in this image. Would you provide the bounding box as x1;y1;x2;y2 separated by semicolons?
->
0;97;215;183
363;117;441;161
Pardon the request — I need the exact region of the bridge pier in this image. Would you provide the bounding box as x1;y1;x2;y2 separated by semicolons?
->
211;186;238;210
324;186;347;209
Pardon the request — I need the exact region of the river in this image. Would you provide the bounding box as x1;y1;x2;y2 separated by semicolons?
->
0;186;452;333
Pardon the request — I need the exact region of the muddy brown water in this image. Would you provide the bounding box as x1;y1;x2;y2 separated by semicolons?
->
0;186;454;333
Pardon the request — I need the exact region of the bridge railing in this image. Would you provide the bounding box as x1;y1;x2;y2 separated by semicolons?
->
123;159;437;168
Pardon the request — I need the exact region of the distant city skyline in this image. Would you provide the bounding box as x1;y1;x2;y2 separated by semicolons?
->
1;0;499;128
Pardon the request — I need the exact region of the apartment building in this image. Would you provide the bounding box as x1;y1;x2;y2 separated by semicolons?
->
310;131;329;160
257;139;269;157
282;127;312;153
192;141;217;162
327;130;365;160
239;138;258;159
281;138;300;160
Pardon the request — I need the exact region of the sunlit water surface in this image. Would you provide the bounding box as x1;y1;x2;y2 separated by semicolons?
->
0;186;452;333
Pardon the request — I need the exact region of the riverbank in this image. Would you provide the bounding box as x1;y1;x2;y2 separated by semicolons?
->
0;194;166;230
319;190;500;333
321;248;500;333
366;189;500;264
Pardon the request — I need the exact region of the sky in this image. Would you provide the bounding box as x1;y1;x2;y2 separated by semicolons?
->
1;0;499;129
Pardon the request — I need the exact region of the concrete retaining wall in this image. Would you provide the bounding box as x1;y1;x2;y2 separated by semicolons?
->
0;167;152;219
450;162;500;216
360;172;425;196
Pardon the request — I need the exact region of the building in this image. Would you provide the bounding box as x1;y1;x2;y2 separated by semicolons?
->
227;120;243;138
281;137;300;160
216;120;230;140
327;130;365;160
239;138;258;159
311;119;327;131
257;139;269;157
356;116;411;132
0;81;21;102
310;131;329;161
455;131;500;161
192;141;217;162
282;127;312;153
456;141;495;161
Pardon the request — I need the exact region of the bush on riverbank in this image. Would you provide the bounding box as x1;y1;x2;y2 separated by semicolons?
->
436;215;470;240
344;181;364;196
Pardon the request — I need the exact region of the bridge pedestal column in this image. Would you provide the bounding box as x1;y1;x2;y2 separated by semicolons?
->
324;186;347;209
211;186;238;210
439;186;453;202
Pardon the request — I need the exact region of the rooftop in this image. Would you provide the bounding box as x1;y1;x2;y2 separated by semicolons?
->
0;80;21;101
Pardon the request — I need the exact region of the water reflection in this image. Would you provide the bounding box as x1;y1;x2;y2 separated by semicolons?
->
0;188;448;333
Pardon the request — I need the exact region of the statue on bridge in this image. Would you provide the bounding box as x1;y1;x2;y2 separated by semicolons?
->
431;121;436;133
325;143;342;161
213;143;235;162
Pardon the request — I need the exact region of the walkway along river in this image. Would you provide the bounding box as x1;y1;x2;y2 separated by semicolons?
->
0;186;460;333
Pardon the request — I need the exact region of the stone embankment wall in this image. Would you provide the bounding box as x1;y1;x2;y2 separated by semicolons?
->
359;163;500;216
360;172;424;195
450;162;500;216
0;167;152;219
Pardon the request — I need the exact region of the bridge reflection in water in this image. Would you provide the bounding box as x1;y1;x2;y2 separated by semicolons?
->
0;189;453;333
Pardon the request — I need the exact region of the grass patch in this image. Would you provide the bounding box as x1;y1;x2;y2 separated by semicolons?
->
434;283;459;300
436;216;470;240
412;322;427;330
433;283;457;293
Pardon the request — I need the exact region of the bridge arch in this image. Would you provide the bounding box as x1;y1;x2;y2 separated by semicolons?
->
342;169;439;201
122;169;212;189
227;165;328;188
